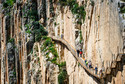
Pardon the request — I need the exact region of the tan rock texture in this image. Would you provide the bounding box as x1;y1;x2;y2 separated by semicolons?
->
0;0;125;84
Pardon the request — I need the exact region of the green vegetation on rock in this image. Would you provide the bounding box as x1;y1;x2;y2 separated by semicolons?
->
121;0;125;2
90;0;95;6
58;69;68;84
3;0;15;8
58;61;66;68
8;38;15;44
41;36;58;64
59;0;86;24
23;2;48;42
120;7;125;13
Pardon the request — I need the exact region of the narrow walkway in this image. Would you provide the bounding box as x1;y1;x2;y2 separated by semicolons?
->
49;35;125;80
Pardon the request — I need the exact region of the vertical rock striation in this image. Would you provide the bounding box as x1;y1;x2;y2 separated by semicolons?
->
0;0;125;84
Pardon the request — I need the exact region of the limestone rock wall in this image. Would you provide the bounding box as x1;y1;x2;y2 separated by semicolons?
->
83;0;123;68
0;0;61;84
30;43;59;84
82;0;125;83
49;0;125;84
0;0;125;84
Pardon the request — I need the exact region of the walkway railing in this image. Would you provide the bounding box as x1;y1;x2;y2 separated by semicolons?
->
48;35;125;80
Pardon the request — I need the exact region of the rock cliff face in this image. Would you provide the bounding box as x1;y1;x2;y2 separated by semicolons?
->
82;0;125;83
0;0;125;84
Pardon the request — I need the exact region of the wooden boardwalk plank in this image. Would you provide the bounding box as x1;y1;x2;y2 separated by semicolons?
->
49;35;125;80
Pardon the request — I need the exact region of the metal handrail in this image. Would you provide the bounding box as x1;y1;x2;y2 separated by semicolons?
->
49;35;101;79
49;35;125;80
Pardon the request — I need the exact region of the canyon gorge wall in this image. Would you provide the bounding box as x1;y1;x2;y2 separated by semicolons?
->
0;0;125;84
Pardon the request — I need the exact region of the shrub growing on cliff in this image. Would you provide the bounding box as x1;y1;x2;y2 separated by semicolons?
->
59;0;86;23
121;0;125;2
58;69;68;84
3;0;15;8
58;61;66;68
41;36;58;64
8;38;15;44
59;0;67;6
120;7;125;13
90;0;95;6
13;71;16;76
50;0;55;17
34;25;48;42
